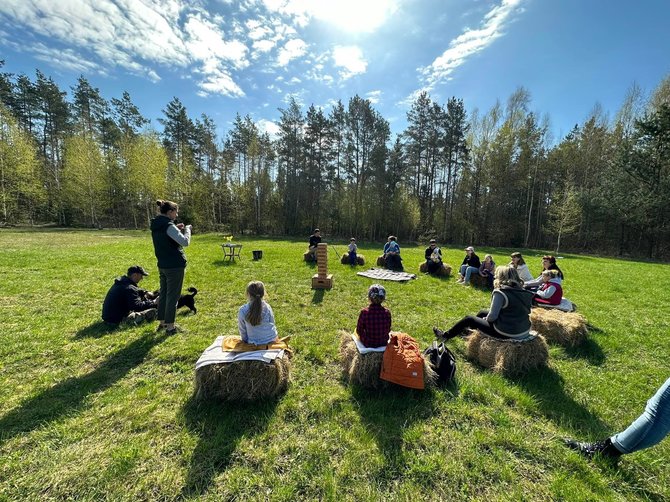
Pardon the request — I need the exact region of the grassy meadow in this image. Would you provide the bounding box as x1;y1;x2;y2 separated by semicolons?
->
0;229;669;501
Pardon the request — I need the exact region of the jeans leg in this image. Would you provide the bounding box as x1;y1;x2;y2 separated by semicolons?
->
612;377;670;454
464;266;478;284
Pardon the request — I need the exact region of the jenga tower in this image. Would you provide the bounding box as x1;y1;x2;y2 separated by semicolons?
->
312;243;333;289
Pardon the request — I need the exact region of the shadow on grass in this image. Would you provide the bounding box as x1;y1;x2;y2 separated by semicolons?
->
563;338;606;365
350;385;441;478
74;320;117;339
179;396;279;498
212;259;240;267
0;333;169;445
510;366;608;436
311;289;325;304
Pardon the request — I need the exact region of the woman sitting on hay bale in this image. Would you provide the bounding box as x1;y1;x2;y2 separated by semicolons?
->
434;265;535;341
238;281;278;344
382;236;403;271
509;252;534;283
524;255;564;290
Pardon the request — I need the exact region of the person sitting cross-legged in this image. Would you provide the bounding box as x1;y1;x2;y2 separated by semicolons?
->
102;265;157;327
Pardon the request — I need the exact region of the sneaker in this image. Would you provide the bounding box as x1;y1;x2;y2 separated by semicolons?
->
165;324;185;335
563;437;622;459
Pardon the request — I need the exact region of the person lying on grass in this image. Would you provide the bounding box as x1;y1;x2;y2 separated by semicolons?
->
533;269;563;306
238;281;279;345
356;284;392;348
102;265;157;327
434;265;534;340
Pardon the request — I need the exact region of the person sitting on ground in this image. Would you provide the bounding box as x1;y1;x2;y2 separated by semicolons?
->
458;246;481;284
348;237;358;265
424;239;443;274
383;235;403;271
524;255;564;290
478;254;496;288
307;228;322;261
356;284;392;348
434;265;534;340
238;281;279;345
533;269;563;306
102;265;157;327
509;252;534;283
565;376;670;459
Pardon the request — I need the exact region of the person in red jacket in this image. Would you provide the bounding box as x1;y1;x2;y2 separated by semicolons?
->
533;270;562;306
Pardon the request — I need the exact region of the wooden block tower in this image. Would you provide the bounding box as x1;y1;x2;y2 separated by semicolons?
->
311;243;333;289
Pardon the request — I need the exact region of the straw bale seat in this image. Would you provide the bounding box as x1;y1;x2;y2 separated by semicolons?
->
195;355;291;401
419;262;452;277
341;253;366;265
530;308;588;347
339;331;436;389
466;330;548;376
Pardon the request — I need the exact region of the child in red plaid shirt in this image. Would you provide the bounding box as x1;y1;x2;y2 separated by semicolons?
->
356;284;392;348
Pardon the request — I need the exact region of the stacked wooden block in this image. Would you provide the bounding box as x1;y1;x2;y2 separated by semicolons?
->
311;243;333;289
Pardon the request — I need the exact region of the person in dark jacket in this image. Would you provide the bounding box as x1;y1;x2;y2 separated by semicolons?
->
434;265;534;340
102;265;157;327
307;229;321;261
151;200;191;335
424;239;443;274
458;246;481;285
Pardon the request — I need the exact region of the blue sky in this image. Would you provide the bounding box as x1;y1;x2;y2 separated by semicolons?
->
1;0;669;141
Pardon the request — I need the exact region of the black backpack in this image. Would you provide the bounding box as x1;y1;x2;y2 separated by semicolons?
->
423;341;456;383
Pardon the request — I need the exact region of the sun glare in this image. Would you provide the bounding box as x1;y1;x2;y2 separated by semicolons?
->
312;0;397;33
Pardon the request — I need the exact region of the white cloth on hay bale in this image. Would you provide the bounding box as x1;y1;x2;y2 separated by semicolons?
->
194;336;290;401
195;336;285;369
534;298;576;312
351;333;387;354
466;330;549;376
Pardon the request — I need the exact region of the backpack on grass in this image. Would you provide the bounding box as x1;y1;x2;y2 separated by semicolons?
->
423;341;456;383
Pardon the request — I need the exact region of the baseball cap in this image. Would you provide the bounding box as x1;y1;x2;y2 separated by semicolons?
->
429;239;436;244
127;265;149;276
465;246;475;252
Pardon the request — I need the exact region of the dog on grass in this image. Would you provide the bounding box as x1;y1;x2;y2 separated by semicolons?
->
142;287;198;314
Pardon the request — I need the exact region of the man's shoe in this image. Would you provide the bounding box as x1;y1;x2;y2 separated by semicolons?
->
564;437;622;459
165;324;185;335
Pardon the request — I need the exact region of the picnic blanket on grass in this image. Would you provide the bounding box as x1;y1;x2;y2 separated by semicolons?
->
195;336;286;370
357;268;417;282
534;298;576;312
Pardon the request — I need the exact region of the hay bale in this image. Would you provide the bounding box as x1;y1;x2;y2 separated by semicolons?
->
530;309;588;347
420;262;452;277
469;274;491;288
376;255;385;267
340;253;366;265
194;356;291;401
466;330;549;376
338;331;436;389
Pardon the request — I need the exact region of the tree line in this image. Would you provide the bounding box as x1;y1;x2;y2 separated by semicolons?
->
1;60;669;258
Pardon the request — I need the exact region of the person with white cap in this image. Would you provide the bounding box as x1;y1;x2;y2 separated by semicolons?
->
458;246;481;285
356;284;392;348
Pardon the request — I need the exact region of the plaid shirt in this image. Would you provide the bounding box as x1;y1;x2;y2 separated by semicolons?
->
356;304;392;348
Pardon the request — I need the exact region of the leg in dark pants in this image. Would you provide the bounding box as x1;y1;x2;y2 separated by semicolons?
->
158;267;185;325
435;310;507;340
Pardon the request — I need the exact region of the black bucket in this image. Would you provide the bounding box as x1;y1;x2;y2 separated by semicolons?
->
253;250;263;260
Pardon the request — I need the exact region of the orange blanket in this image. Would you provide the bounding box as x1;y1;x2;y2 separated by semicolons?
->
221;335;291;353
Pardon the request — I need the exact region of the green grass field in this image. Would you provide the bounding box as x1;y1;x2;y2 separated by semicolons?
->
1;229;669;501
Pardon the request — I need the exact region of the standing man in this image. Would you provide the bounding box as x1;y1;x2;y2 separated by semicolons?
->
102;265;157;327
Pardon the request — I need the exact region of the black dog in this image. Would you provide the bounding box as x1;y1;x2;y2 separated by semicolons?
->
177;287;198;314
144;287;198;314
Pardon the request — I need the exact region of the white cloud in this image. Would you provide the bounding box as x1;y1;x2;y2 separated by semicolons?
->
332;46;367;79
0;0;249;98
366;90;382;104
253;39;276;53
256;118;280;138
277;38;307;66
421;0;525;89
